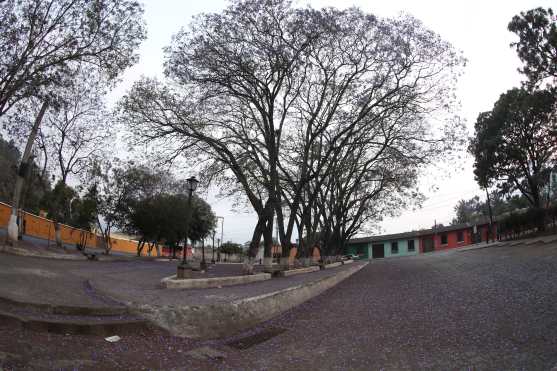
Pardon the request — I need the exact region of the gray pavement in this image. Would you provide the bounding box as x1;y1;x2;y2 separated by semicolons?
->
2;240;557;370
0;252;363;308
218;241;557;370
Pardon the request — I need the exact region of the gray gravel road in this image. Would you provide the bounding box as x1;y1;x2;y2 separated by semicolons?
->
220;243;557;370
1;242;557;370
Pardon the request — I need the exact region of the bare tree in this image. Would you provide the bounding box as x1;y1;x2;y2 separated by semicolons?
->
0;0;146;117
121;0;464;270
2;0;145;244
42;70;112;185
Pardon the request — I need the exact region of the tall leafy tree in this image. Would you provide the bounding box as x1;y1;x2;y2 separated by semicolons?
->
470;88;557;209
508;7;557;88
85;160;139;254
0;134;49;213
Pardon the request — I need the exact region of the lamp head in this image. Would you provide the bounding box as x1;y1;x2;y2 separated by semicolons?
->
186;176;199;192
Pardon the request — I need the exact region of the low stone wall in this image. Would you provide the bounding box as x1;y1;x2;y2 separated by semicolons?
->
134;262;367;339
323;262;342;269
277;266;320;277
160;273;271;289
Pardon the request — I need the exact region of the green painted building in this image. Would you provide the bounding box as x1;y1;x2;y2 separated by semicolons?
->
346;231;420;260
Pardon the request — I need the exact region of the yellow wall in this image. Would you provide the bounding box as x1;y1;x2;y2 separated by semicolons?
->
0;201;149;256
0;202;322;259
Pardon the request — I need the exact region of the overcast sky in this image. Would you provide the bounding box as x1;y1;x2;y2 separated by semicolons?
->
109;0;554;243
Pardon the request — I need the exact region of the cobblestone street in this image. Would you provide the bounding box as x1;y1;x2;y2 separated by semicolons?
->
220;243;557;370
2;242;557;370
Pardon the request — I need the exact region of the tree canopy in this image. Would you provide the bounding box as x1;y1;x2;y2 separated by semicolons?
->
0;134;49;213
508;7;557;88
470;88;557;208
0;0;146;117
220;241;244;255
121;0;465;263
451;193;530;225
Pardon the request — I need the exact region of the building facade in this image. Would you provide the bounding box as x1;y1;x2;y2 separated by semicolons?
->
347;232;420;260
346;221;497;260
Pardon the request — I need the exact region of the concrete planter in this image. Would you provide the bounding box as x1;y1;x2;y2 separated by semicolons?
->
323;262;342;269
298;257;311;267
279;256;291;271
277;266;320;277
136;262;368;339
160;273;271;289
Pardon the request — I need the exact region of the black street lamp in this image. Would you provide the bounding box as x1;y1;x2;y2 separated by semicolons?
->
177;176;199;278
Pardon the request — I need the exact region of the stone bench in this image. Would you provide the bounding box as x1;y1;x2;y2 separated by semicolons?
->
160;273;271;289
322;262;342;269
277;266;320;277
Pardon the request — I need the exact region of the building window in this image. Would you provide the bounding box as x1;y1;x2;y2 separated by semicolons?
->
391;242;399;254
408;240;415;252
457;231;464;242
441;234;448;245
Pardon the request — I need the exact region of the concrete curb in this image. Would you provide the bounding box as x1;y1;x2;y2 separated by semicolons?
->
524;238;545;245
0;244;85;260
277;266;320;277
0;295;128;316
0;310;152;336
342;259;354;264
323;262;342;269
133;262;368;339
160;273;271;289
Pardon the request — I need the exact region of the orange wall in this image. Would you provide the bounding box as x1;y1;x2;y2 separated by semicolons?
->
0;201;150;256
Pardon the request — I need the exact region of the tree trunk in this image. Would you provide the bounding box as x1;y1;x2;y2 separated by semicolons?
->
137;239;145;257
7;101;49;245
263;217;274;271
54;222;63;249
243;217;265;275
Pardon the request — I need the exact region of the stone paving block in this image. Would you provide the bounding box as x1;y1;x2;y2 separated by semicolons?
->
185;346;226;361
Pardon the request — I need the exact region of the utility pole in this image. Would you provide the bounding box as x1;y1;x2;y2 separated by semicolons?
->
485;188;494;243
216;216;224;262
211;229;216;264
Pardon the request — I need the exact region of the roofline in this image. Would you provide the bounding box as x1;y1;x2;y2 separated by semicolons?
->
348;219;496;244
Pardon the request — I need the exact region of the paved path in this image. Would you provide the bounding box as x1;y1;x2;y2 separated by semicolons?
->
0;251;361;308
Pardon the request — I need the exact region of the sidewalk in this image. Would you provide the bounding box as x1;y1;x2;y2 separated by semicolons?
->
0;252;367;338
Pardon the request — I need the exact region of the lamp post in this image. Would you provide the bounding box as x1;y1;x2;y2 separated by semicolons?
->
216;216;224;262
211;229;216;264
200;237;207;271
485;188;494;243
177;176;199;279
